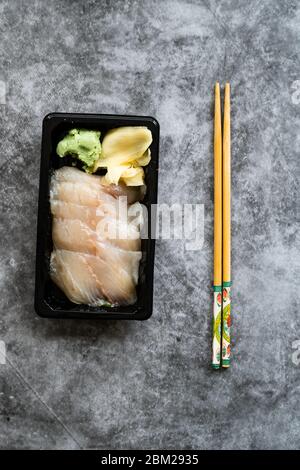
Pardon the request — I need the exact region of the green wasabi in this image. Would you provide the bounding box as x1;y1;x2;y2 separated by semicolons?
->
56;128;101;171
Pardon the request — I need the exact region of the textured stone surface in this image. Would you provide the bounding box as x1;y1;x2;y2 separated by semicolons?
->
0;0;299;450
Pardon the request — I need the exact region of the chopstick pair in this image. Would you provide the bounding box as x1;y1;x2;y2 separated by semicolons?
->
212;83;231;369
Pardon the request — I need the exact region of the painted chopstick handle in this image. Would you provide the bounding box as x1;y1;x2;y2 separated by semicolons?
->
221;283;231;368
212;286;222;369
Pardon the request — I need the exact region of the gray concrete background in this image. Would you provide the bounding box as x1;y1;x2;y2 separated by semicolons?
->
0;0;299;450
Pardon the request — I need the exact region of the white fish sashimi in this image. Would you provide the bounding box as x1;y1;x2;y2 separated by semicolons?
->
96;217;141;251
51;199;118;229
53;218;141;256
101;180;146;204
53;166;103;186
50;250;100;305
51;200;100;229
95;241;142;285
50;166;144;307
86;252;137;305
50;180;103;207
53;166;145;203
52;218;97;255
51;249;137;306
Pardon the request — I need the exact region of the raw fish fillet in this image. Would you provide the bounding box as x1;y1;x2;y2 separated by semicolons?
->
51;201;101;229
52;165;145;204
50;180;114;208
50;250;101;305
51;249;137;306
52;218;97;255
49;166;144;306
53;218;141;255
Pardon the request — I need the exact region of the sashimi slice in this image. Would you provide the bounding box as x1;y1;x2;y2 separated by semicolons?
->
96;217;141;251
101;179;146;204
50;200;118;229
52;218;97;255
52;249;137;306
53;166;103;186
51;200;99;229
86;253;137;305
50;250;102;305
50;180;103;207
53;166;145;203
96;241;141;284
52;210;141;252
53;218;141;279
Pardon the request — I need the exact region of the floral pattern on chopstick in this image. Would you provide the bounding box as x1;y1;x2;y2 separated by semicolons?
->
222;286;231;365
212;290;222;367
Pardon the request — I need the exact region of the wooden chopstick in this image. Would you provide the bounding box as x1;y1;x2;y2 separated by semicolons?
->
212;82;222;369
222;83;231;368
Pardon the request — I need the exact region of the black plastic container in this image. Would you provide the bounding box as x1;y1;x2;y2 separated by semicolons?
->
35;113;159;320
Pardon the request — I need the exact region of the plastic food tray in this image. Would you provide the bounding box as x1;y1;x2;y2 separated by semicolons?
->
35;113;159;320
